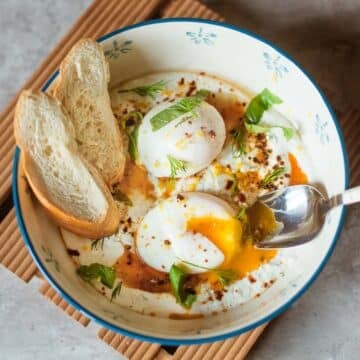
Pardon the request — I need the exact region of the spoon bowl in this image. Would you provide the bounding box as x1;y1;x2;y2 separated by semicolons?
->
257;185;360;248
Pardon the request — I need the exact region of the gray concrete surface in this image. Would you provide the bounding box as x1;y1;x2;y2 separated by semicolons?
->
0;1;359;359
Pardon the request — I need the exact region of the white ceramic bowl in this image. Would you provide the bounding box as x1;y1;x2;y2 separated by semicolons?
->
13;19;349;345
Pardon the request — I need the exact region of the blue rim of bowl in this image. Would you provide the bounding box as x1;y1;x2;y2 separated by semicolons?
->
13;18;349;346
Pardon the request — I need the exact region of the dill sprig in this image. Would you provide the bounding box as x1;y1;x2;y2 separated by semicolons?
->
110;282;123;302
179;259;237;287
232;125;247;157
91;238;104;251
260;167;286;187
150;89;210;131
167;155;188;178
118;80;166;99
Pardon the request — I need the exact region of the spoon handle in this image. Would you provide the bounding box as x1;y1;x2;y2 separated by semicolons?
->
330;186;360;208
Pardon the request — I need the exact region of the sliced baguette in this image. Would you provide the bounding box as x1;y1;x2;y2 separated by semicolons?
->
54;38;125;186
14;90;120;239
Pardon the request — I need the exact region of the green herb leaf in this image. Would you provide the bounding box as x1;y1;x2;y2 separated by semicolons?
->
260;167;286;187
128;124;139;161
119;111;143;161
245;122;294;140
118;80;166;99
110;282;122;302
232;125;247;157
91;238;104;251
245;122;269;133
183;293;197;308
216;269;238;287
279;126;294;140
167;155;188;178
245;88;282;125
180;259;237;287
150;89;209;131
77;263;115;289
236;207;247;221
112;188;132;206
169;264;197;308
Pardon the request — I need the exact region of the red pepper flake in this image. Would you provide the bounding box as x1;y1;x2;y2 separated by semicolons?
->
238;193;246;203
164;239;171;246
214;290;224;301
248;275;257;283
176;194;185;201
67;248;80;257
208;130;216;138
225;180;234;190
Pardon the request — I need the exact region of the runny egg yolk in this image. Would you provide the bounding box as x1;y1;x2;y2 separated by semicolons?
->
186;203;277;279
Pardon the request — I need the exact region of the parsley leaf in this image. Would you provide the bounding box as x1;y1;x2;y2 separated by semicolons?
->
110;282;122;302
167;155;188;178
169;264;197;308
260;167;286;187
245;88;282;124
150;89;210;131
118;80;166;99
77;263;115;289
179;259;237;287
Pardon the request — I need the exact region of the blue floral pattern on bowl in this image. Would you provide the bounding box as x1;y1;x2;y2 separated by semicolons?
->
104;40;132;59
263;52;289;80
314;114;330;144
186;28;217;45
41;245;60;272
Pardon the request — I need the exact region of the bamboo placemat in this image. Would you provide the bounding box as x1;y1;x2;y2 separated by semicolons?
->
0;0;358;359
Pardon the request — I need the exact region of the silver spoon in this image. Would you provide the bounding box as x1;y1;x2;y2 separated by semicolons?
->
256;184;360;248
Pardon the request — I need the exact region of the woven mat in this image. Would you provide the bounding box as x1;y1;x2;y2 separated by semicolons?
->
0;0;358;359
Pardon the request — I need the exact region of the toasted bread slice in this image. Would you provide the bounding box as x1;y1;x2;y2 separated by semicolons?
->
14;90;120;239
54;38;125;186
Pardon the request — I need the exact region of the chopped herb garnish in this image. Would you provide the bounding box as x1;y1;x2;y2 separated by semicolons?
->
118;80;166;99
169;264;197;308
245;122;294;140
150;89;210;131
260;167;286;187
91;238;104;251
279;126;294;140
236;207;247;221
167;155;188;178
245;88;282;125
232;125;247;157
110;282;122;302
112;189;133;206
128;124;139;161
119;111;143;161
232;89;293;156
77;263;115;289
179;259;237;287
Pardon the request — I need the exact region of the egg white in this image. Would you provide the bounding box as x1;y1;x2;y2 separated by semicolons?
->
138;101;226;177
137;192;236;273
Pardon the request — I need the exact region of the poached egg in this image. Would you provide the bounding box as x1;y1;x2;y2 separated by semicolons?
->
138;100;226;178
136;192;242;273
